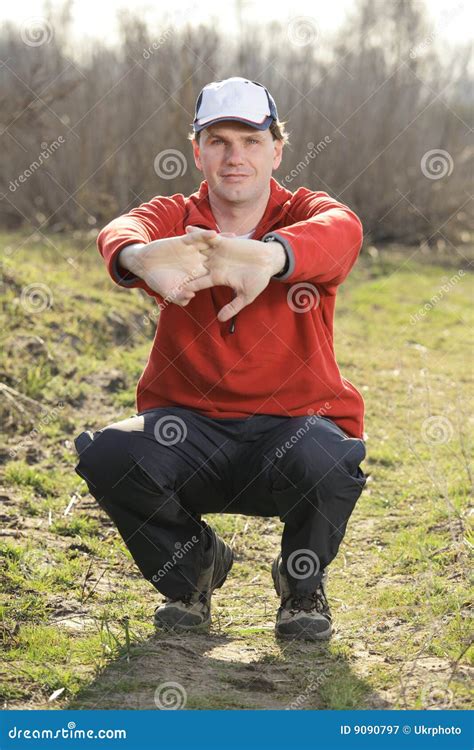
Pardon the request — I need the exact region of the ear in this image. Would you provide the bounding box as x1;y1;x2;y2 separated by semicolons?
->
272;138;283;171
192;138;202;172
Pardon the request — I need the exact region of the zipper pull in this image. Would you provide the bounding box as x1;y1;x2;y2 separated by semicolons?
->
228;291;237;333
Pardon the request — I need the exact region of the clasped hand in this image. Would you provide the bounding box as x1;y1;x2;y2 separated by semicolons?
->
138;225;285;323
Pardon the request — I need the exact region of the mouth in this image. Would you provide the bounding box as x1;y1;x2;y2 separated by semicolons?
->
221;174;250;182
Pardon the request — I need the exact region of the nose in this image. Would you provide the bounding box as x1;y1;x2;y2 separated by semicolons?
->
225;143;244;165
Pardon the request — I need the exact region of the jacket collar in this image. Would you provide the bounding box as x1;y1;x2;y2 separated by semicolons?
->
185;177;293;239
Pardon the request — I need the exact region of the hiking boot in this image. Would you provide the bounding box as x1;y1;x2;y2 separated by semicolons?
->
154;526;233;633
271;554;332;640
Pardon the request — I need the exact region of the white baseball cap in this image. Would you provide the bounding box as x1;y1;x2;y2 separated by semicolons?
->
193;77;279;133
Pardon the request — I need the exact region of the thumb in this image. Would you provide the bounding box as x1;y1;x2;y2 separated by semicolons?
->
217;294;247;322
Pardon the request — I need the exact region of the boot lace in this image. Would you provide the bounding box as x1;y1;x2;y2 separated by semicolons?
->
163;592;194;606
284;585;330;617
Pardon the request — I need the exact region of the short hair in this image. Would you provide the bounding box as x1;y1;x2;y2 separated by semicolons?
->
188;119;290;146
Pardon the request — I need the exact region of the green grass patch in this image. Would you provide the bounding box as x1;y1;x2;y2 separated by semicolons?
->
0;233;472;709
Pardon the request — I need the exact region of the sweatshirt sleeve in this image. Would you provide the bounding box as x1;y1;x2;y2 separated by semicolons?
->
96;194;186;295
262;189;363;287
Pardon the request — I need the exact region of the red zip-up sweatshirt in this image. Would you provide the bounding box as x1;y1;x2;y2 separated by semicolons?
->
97;177;365;438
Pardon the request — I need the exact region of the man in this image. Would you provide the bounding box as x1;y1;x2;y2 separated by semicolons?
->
74;77;367;641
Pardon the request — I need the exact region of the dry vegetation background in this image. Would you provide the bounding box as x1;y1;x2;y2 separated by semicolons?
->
0;0;473;714
0;0;472;247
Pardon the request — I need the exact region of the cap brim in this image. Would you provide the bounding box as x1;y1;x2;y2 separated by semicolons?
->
193;115;273;133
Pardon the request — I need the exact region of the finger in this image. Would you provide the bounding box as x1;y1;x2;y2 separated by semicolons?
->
219;232;236;238
183;235;219;251
184;275;215;293
191;238;221;254
217;294;247;322
184;225;217;238
183;233;208;246
206;234;223;244
199;236;223;255
185;224;201;233
190;263;211;279
175;291;195;306
193;240;217;253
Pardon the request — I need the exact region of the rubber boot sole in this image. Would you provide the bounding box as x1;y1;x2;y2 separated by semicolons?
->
154;547;234;633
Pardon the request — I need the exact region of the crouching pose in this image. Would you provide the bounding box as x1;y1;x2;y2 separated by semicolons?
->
75;77;367;641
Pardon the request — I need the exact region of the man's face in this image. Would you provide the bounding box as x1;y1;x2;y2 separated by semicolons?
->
192;121;283;206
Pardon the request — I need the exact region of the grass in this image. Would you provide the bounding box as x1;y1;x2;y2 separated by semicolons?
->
0;229;472;710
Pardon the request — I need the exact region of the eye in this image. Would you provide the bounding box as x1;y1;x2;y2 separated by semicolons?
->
211;138;224;144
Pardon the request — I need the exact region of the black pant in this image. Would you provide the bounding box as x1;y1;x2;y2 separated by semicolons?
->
74;406;367;598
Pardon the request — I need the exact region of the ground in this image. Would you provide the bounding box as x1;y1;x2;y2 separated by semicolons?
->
0;230;472;710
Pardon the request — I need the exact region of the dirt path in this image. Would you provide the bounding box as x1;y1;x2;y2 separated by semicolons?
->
1;247;472;710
